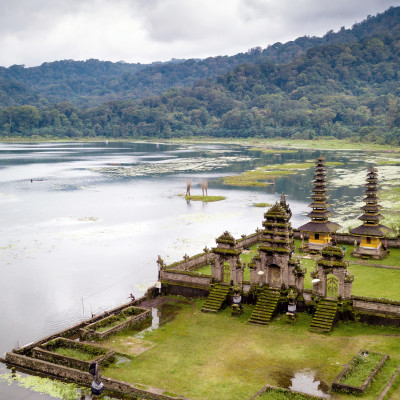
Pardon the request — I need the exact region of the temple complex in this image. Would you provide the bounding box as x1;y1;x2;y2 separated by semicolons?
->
350;166;392;259
298;155;341;252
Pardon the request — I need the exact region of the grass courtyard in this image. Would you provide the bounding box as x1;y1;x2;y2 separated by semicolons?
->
102;299;400;400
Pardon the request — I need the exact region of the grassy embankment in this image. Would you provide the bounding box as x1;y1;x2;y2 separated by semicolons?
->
102;299;400;400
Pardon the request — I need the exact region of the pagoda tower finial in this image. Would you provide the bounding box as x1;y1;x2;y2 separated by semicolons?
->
298;155;341;252
350;166;392;259
280;192;292;218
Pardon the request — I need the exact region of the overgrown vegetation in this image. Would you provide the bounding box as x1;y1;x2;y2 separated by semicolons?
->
53;347;95;361
339;352;384;387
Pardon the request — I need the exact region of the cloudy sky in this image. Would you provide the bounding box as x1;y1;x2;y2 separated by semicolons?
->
0;0;398;67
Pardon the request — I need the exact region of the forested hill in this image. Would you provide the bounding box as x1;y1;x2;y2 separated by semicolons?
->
1;6;400;107
1;6;400;145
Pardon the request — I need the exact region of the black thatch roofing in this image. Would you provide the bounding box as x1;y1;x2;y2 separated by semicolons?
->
350;224;392;237
298;221;341;233
361;204;381;212
308;202;330;208
363;196;379;202
307;210;331;219
358;214;384;222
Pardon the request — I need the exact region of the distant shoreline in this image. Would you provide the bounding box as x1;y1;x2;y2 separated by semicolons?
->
1;137;399;152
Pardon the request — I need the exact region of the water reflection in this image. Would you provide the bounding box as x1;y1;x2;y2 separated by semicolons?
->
273;368;330;398
290;370;330;398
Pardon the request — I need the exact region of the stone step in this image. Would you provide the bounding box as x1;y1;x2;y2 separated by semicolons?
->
201;284;230;313
248;289;280;325
309;298;338;333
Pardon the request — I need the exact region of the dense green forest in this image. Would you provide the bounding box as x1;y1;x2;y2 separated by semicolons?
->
0;6;400;144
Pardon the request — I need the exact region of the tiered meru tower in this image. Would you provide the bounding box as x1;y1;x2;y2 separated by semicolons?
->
249;195;305;292
350;166;392;259
298;155;341;251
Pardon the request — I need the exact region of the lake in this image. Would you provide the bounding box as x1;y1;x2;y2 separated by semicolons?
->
0;141;378;399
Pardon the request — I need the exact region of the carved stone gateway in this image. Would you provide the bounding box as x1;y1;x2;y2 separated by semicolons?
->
311;245;354;299
249;200;305;292
211;231;243;284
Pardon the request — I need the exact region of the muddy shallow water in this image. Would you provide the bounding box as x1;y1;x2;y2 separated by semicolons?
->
0;141;380;399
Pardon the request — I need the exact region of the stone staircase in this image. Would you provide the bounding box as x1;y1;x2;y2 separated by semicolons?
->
248;288;280;325
201;284;230;313
310;298;338;333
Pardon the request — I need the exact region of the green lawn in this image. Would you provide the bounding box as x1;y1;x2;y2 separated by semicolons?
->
349;264;400;300
103;299;400;400
53;347;94;361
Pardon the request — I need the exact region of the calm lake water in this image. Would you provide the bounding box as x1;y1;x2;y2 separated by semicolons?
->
0;141;371;399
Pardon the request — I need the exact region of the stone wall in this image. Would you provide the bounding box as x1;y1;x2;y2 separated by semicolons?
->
13;297;147;356
5;353;191;400
165;252;215;271
352;298;400;316
80;308;151;341
164;232;262;273
164;284;210;298
236;232;262;249
160;270;211;288
32;338;114;371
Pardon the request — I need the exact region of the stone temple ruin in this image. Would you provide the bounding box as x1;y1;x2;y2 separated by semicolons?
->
249;196;305;292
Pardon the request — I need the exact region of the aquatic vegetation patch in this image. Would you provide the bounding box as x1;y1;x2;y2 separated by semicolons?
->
259;162;314;170
0;371;85;400
249;147;298;154
377;160;400;165
92;155;253;177
325;161;345;166
184;195;226;202
253;203;272;207
222;162;318;187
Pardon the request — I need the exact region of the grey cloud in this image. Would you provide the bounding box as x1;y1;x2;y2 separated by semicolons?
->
0;0;398;67
0;0;93;35
125;0;238;42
